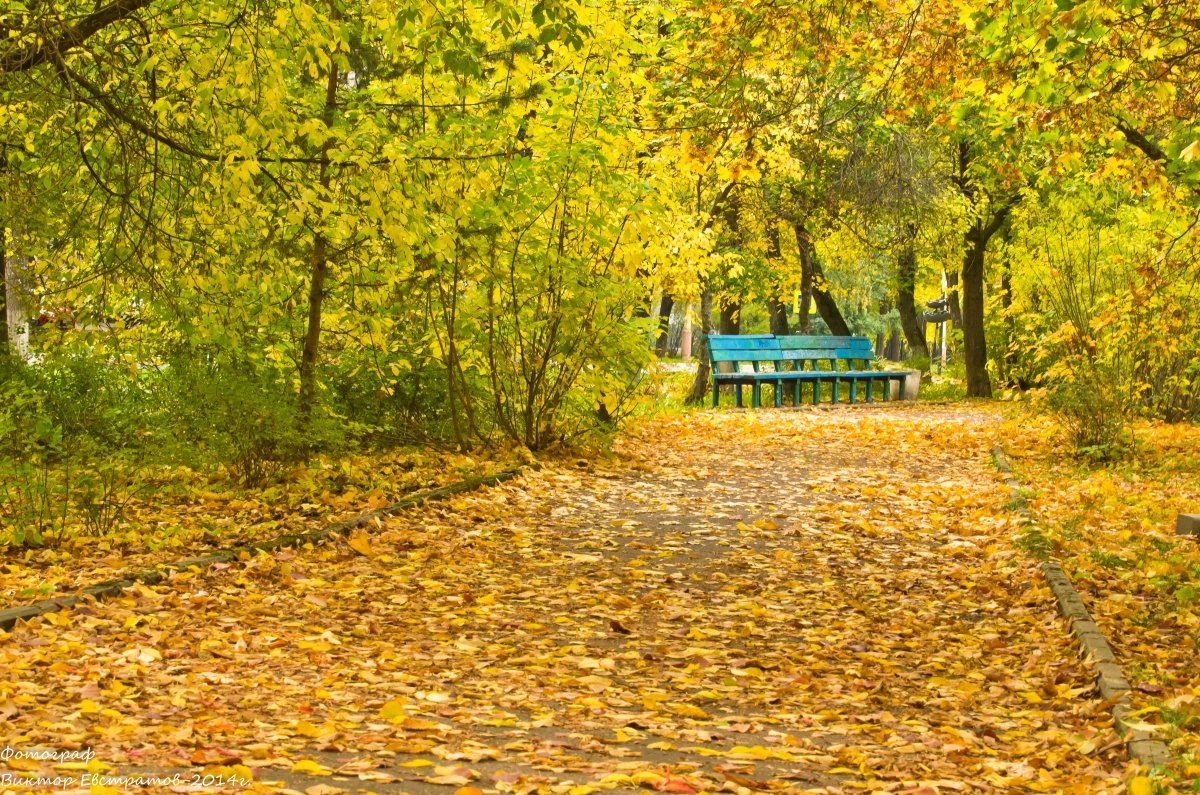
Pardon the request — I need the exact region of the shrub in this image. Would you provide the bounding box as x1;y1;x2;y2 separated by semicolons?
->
1045;375;1130;461
162;353;346;484
0;356;159;546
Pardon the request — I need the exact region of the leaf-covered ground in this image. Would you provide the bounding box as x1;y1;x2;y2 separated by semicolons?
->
0;450;516;606
1004;413;1200;787
0;406;1143;793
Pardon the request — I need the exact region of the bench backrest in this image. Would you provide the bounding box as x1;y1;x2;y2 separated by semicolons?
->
708;334;876;371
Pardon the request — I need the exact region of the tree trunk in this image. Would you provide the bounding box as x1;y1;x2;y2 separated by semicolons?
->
945;268;963;329
718;301;740;334
875;298;890;356
886;330;902;361
299;233;329;414
654;294;673;356
686;287;715;404
767;299;789;335
798;253;813;333
0;225;8;359
999;226;1018;386
962;225;991;398
793;221;849;336
896;239;929;361
763;222;790;336
681;301;692;358
716;189;744;338
298;52;340;417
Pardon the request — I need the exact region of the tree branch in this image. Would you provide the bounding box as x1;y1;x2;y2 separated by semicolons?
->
1117;119;1168;162
0;0;156;73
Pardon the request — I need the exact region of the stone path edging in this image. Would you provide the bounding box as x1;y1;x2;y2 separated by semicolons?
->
0;467;526;633
992;446;1171;768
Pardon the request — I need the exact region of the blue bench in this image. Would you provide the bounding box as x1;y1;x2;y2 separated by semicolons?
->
707;334;910;408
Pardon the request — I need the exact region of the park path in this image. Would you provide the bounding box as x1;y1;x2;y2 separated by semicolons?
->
0;406;1131;793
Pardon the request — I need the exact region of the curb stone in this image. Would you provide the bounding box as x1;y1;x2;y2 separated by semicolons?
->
992;446;1171;768
0;467;527;633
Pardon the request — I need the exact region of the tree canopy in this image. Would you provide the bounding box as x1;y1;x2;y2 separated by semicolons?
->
1;0;1198;445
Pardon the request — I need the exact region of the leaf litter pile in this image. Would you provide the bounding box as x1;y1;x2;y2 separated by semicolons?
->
0;406;1144;793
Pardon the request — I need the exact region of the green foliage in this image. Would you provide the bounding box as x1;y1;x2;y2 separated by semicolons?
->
1044;376;1130;462
162;354;345;485
0;355;154;546
903;353;931;374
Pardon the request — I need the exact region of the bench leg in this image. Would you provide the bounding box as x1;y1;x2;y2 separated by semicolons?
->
751;383;761;408
849;378;857;405
712;380;719;408
813;380;820;405
832;378;839;404
865;378;873;403
774;382;782;407
735;384;743;408
883;378;890;401
897;375;905;400
793;380;801;406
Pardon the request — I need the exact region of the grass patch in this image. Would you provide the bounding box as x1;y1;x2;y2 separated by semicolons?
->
1015;527;1057;559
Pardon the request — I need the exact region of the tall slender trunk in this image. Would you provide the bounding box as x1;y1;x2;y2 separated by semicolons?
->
686;287;714;404
875;298;891;357
764;222;789;335
0;224;9;359
654;294;673;356
687;180;738;403
962;225;990;397
945;268;963;329
680;302;693;358
1000;248;1016;385
298;46;340;417
798;249;813;333
896;236;929;361
718;189;743;338
793;221;849;336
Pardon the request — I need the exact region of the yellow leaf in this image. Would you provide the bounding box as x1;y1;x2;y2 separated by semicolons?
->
599;774;632;785
1121;720;1164;733
347;529;374;557
669;702;709;719
1181;140;1200;162
1128;776;1153;795
291;759;332;776
631;771;665;785
379;697;407;721
427;775;472;786
399;759;433;768
295;720;328;738
305;785;347;795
